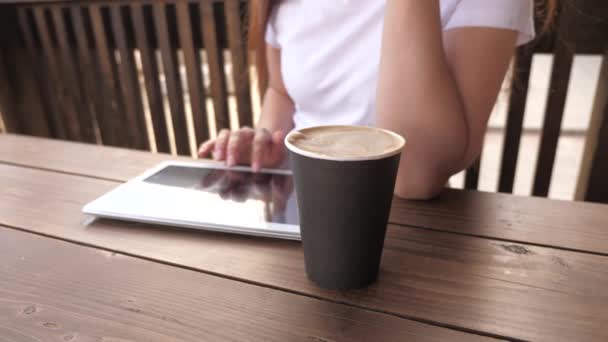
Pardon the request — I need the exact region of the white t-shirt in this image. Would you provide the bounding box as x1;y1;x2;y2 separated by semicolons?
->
265;0;535;130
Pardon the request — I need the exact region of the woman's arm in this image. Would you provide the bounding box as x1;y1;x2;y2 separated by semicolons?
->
258;44;296;132
199;45;295;170
376;0;518;199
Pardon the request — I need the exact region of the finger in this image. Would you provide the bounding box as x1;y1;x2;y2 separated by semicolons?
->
268;130;287;166
214;129;231;160
251;129;272;172
271;130;286;145
226;129;254;166
198;140;215;158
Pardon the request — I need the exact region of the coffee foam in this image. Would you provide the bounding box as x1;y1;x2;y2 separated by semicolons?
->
285;126;405;161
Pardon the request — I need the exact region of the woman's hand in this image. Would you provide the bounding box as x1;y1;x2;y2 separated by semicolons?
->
198;127;287;172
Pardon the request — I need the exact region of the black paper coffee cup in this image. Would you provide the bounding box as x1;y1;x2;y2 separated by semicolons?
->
285;125;405;290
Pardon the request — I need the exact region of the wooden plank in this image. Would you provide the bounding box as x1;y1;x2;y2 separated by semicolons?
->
576;50;608;203
225;0;253;127
532;2;577;197
131;3;171;153
176;0;209;144
50;5;97;144
0;47;52;137
152;2;190;155
0;51;21;133
69;5;106;145
109;3;149;150
201;0;229;131
32;6;80;141
0;164;607;341
18;8;64;139
0;8;20;134
498;47;534;193
32;6;83;141
0;4;51;137
89;4;130;147
464;157;480;190
0;228;480;342
389;187;608;255
1;133;608;255
0;134;186;180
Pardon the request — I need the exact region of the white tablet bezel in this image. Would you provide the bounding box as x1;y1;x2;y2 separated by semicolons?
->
82;160;300;240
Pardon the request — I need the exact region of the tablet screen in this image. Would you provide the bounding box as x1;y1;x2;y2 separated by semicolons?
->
143;165;298;225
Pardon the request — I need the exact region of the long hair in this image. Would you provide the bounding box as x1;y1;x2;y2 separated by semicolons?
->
248;0;558;90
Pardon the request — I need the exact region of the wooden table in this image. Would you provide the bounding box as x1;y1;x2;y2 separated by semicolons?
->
1;133;607;342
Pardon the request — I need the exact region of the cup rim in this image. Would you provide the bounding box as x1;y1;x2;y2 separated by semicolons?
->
284;125;406;162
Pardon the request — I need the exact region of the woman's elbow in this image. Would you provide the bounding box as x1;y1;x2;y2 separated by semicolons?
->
393;170;446;200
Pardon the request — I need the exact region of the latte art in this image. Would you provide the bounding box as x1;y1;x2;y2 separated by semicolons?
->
286;126;405;160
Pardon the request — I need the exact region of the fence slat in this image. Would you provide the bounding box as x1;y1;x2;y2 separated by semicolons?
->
532;2;577;197
89;4;130;147
0;50;21;133
153;2;190;155
50;5;97;143
69;5;103;144
464;157;481;190
201;0;229;132
176;0;209;144
33;6;83;141
27;7;70;140
4;7;51;138
131;3;170;153
575;49;608;203
225;0;252;128
498;47;534;193
15;9;54;138
109;4;149;150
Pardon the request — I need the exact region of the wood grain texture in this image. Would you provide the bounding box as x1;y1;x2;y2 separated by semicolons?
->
0;163;606;341
0;134;186;180
176;0;209;144
0;228;482;342
153;2;190;155
109;3;149;150
390;188;608;256
201;0;229;131
131;2;171;153
1;134;607;255
498;47;533;194
225;0;253;127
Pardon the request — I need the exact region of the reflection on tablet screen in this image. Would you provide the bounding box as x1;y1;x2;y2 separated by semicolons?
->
143;165;298;225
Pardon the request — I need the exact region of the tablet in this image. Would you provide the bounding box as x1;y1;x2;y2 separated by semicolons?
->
82;161;300;240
